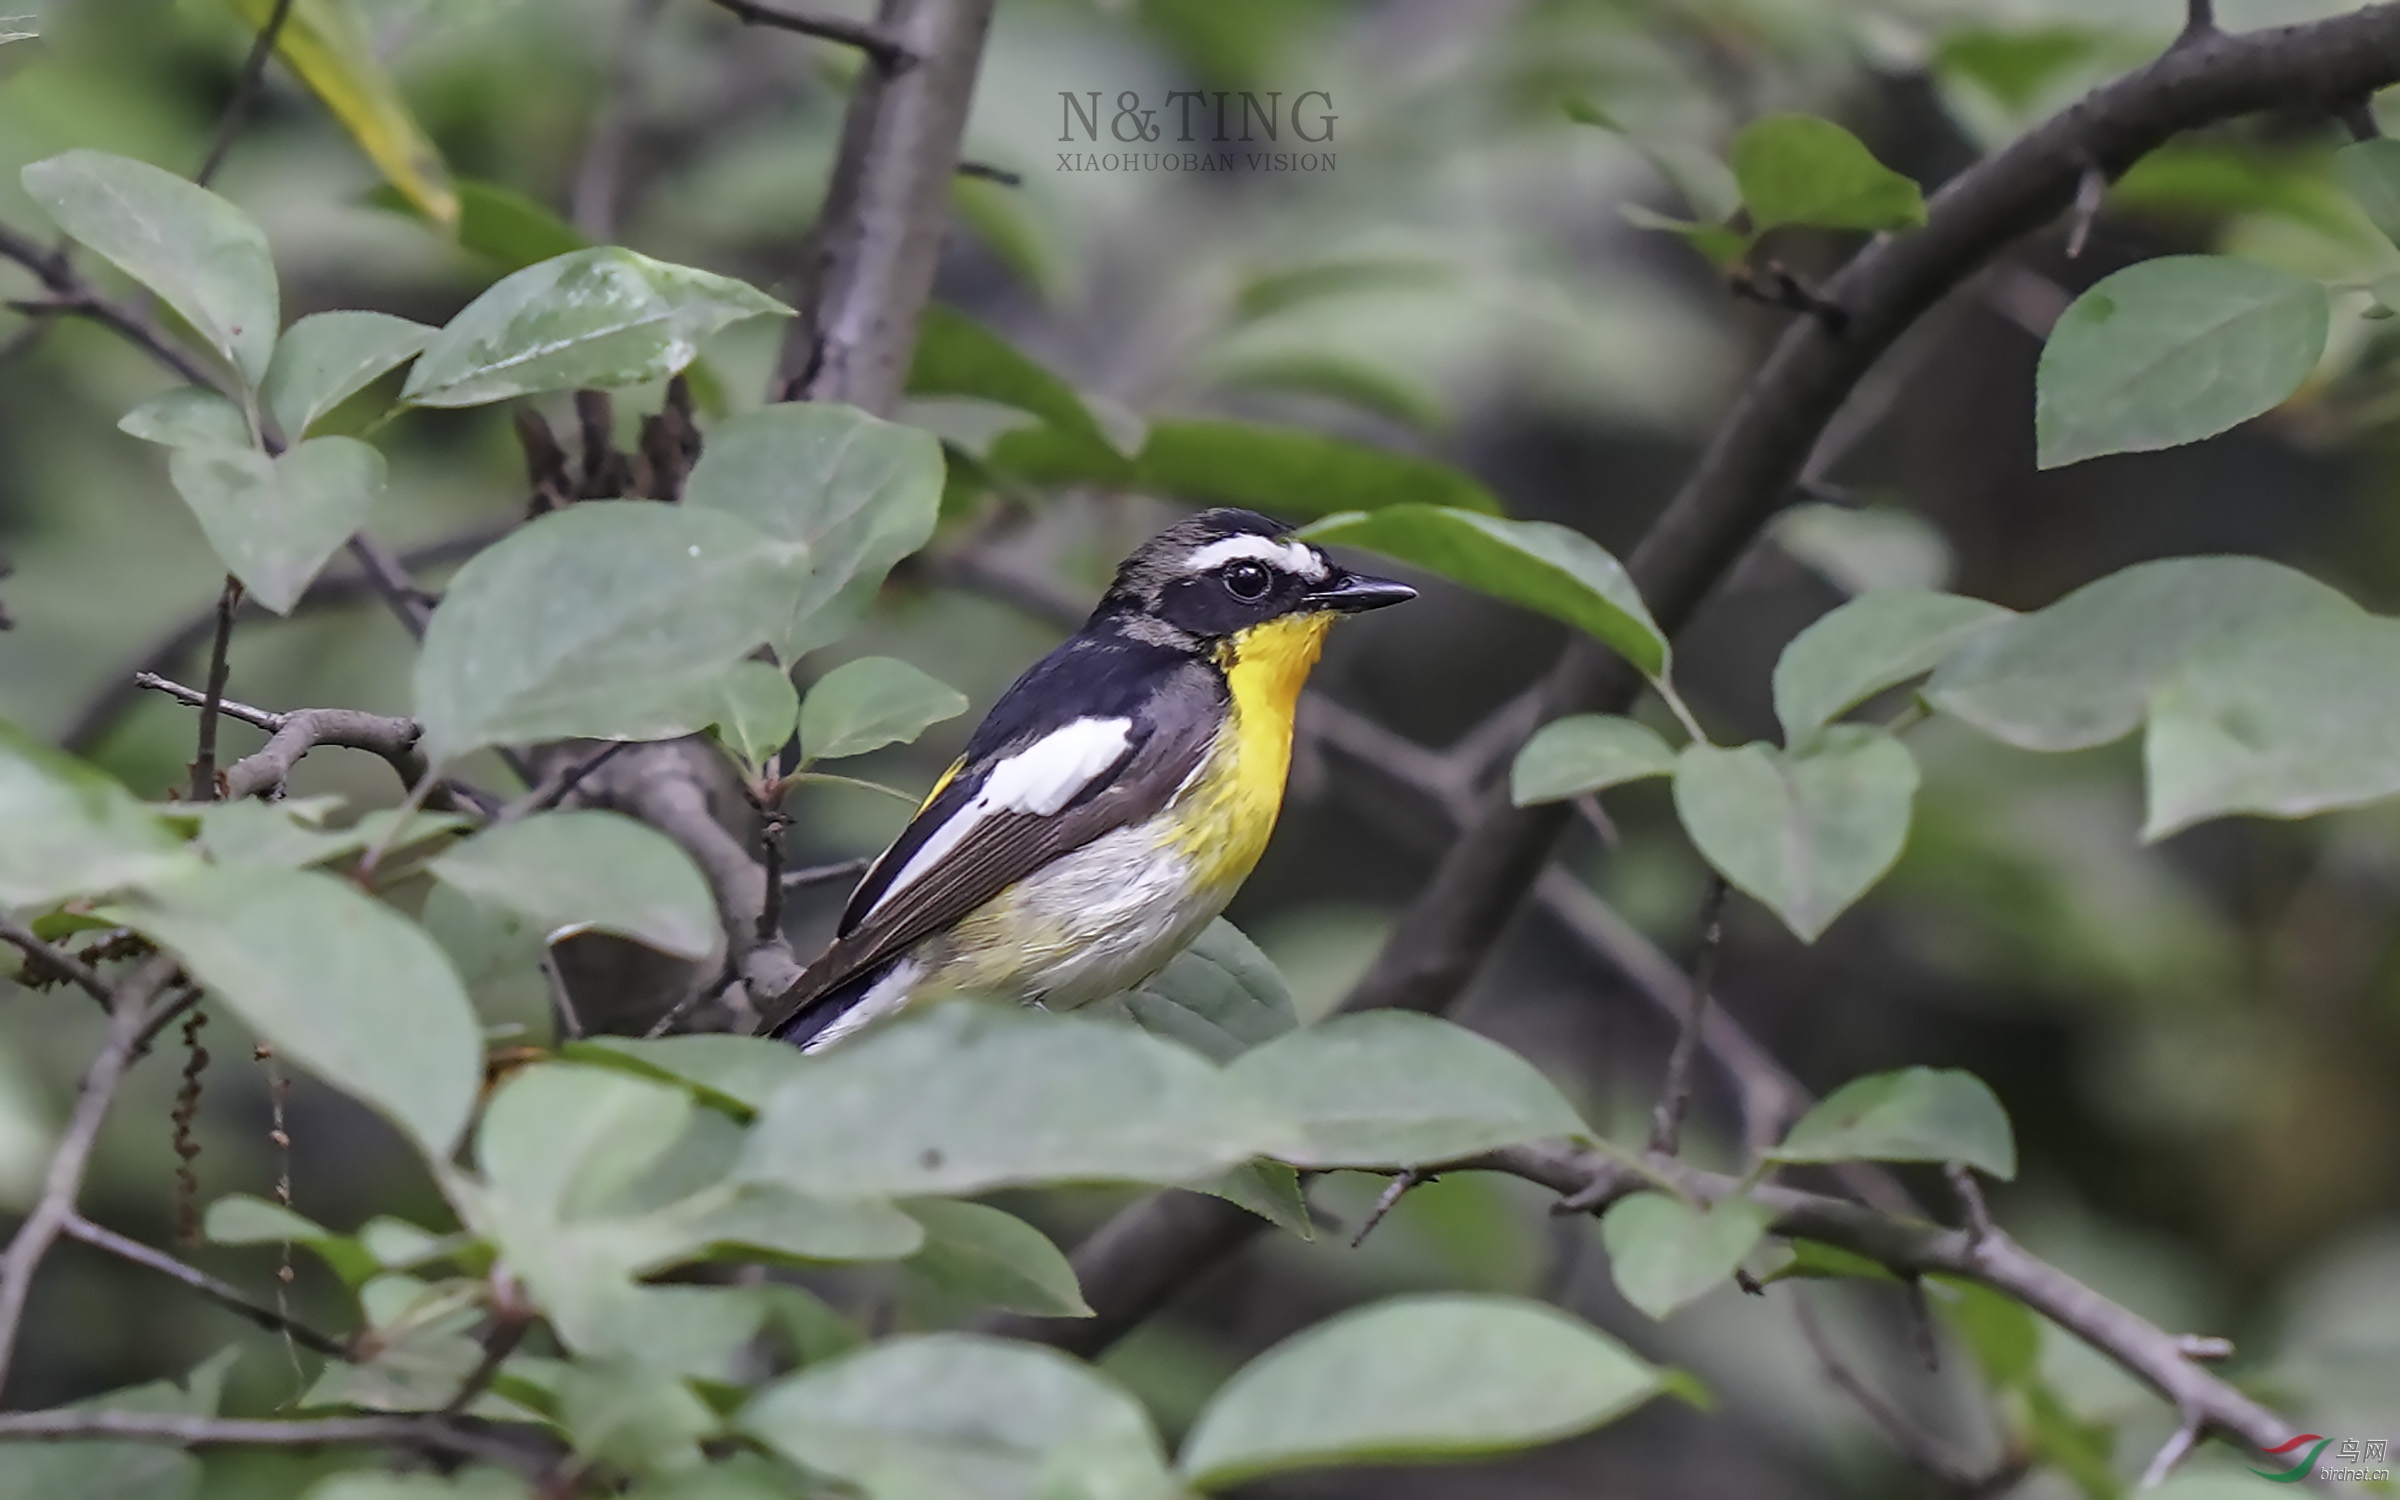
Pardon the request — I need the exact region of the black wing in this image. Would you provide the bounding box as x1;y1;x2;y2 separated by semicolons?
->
755;634;1225;1038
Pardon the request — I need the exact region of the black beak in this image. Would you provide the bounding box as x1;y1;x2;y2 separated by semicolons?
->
1306;571;1417;613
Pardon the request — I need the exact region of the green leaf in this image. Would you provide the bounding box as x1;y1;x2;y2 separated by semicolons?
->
1729;114;1925;232
904;1200;1092;1318
367;178;589;272
1191;1160;1312;1237
262;310;434;439
1925;556;2356;752
1299;505;1665;675
909;304;1116;452
1510;714;1678;806
2143;610;2400;839
303;1471;531;1500
1133;419;1502;519
1226;1011;1586;1169
564;1035;807;1119
0;721;192;907
21;149;279;386
1095;918;1298;1062
2035;256;2328;469
739;1004;1290;1197
427;810;721;963
412;501;797;761
1772;590;2010;747
221;0;455;226
1672;727;1918;943
1770;1066;2016;1179
1600;1193;1774;1320
554;1360;718;1474
799;658;968;763
204;1192;378;1285
742;1333;1172;1500
0;1348;237;1500
110;868;482;1159
2025;1381;2122;1500
683;402;945;659
2336;137;2400;247
118;387;249;449
700;660;798;772
1771;503;1954;594
166;436;385;613
1618;203;1751;269
184;798;464;871
1178;1294;1664;1488
400;247;790;408
1930;1275;2040;1390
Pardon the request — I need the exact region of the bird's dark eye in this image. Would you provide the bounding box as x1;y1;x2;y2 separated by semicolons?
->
1221;560;1273;602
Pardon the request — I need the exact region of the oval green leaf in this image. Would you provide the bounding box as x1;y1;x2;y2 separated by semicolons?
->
683;402;945;660
1094;917;1298;1062
1672;727;1919;943
1925;556;2357;752
799;657;968;764
1299;505;1665;675
2035;255;2329;469
1600;1193;1774;1320
1225;1011;1588;1169
2144;610;2400;839
427;809;722;963
1772;589;2010;747
1179;1294;1665;1488
21;149;279;386
412;501;798;761
1770;1066;2016;1179
903;1200;1092;1318
167;435;386;613
1730;114;1925;232
262;309;435;439
739;1004;1291;1197
0;721;192;907
119;387;250;449
1510;714;1678;806
700;660;799;773
742;1333;1171;1500
401;247;790;408
109;867;482;1159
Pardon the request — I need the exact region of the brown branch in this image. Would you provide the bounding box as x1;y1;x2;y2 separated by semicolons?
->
771;0;995;408
703;0;916;72
59;1214;345;1358
0;955;180;1395
0;222;225;391
0;1409;537;1466
1647;874;1726;1156
187;577;241;803
0;917;115;1011
572;0;666;238
195;0;298;187
135;677;448;810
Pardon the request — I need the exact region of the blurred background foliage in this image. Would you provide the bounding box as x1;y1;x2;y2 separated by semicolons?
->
0;0;2396;1494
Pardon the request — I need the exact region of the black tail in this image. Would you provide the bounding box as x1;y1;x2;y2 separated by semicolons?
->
762;956;898;1050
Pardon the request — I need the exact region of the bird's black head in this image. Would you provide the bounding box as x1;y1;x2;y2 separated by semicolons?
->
1091;508;1414;648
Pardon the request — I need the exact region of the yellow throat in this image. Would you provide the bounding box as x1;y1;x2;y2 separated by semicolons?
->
1177;611;1336;884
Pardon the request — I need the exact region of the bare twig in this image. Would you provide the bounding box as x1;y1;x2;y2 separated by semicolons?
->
441;1275;531;1417
195;0;298;186
188;577;242;803
0;955;179;1394
58;1213;345;1357
0;1409;536;1466
0;222;224;390
1791;1287;2018;1493
2065;162;2107;258
1349;1168;1430;1249
495;742;630;824
782;855;872;889
0;917;115;1010
342;535;437;639
703;0;917;71
1648;874;1727;1156
1947;1163;1994;1243
572;0;665;238
2181;0;2217;45
2140;1413;2205;1489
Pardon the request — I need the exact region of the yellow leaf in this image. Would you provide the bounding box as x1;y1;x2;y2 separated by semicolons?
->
222;0;457;227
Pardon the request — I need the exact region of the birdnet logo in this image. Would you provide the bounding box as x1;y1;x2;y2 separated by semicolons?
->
2250;1434;2390;1484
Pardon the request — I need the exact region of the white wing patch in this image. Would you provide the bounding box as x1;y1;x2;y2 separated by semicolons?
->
1182;534;1329;581
864;716;1133;918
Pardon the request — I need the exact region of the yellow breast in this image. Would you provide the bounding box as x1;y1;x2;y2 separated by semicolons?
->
1171;612;1334;887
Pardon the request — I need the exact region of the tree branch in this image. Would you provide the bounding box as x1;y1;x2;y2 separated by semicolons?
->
772;0;996;408
194;0;297;187
58;1214;345;1358
0;223;225;391
703;0;916;73
133;674;458;811
0;955;180;1396
0;917;115;1011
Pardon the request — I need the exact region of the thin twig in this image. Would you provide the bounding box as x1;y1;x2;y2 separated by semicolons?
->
0;1409;538;1466
702;0;916;70
188;576;242;802
1648;874;1727;1156
573;0;665;237
136;672;282;731
59;1213;345;1357
440;1281;531;1417
0;955;179;1393
0;222;226;391
0;917;115;1010
782;855;872;889
1791;1287;2015;1493
195;0;299;186
494;742;629;824
2065;162;2107;258
1947;1163;1994;1243
541;955;585;1042
1349;1168;1431;1248
2139;1414;2205;1489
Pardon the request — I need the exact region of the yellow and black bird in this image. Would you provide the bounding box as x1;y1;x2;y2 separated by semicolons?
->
759;507;1414;1049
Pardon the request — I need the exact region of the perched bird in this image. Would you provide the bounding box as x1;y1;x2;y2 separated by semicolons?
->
759;508;1414;1049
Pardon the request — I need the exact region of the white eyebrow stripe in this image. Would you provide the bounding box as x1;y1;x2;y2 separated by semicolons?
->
1182;534;1329;581
864;716;1133;917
